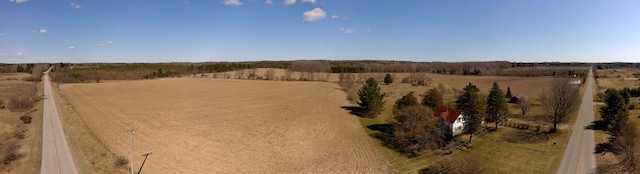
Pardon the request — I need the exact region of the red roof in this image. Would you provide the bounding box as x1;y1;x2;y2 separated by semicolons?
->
433;106;462;123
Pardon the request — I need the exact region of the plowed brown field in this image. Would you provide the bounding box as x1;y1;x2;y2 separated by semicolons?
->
59;78;386;173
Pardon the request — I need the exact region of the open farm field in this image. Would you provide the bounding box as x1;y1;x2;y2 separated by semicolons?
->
596;68;640;91
58;78;387;173
205;68;556;97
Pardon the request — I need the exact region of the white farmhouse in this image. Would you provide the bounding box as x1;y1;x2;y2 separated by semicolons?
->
433;106;465;136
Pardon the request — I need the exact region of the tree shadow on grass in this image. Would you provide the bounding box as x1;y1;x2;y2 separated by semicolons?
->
340;106;363;117
366;123;417;157
595;142;611;154
585;120;608;131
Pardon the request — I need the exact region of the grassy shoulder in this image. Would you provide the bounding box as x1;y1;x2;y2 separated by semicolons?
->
50;81;129;173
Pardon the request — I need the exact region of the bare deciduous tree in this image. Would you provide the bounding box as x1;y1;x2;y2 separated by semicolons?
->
234;69;245;79
284;70;293;81
393;105;450;156
247;69;257;80
264;69;275;80
518;100;531;116
539;78;580;131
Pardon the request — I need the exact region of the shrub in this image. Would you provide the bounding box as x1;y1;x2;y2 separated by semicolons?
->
9;96;35;112
1;139;21;165
20;115;32;124
12;126;26;139
628;100;639;110
115;156;129;167
22;76;42;82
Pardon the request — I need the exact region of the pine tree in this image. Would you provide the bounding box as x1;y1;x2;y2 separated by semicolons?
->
422;88;443;111
384;73;394;85
456;83;484;142
600;89;629;135
505;87;513;99
358;78;386;118
486;82;508;129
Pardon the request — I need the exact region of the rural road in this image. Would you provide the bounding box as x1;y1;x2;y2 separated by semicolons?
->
556;68;596;174
40;70;79;174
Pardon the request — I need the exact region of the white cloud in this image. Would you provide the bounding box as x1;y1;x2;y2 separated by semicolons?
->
301;0;315;3
344;28;354;34
283;0;295;5
99;41;114;47
367;29;371;32
265;0;272;5
16;52;28;57
9;0;30;4
67;46;75;50
331;15;338;19
302;8;326;22
71;2;81;9
223;0;243;5
339;27;344;31
39;29;48;33
31;30;37;33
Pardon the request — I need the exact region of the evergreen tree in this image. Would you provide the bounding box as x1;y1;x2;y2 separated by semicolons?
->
600;89;629;135
505;87;513;99
456;83;484;142
422;88;443;111
357;78;386;118
384;73;394;85
486;82;509;129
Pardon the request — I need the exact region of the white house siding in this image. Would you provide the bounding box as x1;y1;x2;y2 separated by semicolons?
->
452;114;465;136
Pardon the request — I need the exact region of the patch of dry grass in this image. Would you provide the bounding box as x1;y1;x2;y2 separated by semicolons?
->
0;76;44;174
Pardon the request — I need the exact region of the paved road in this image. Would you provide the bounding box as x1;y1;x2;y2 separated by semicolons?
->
556;68;596;174
40;70;79;174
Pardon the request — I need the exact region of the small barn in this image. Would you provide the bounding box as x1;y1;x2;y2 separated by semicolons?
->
510;94;528;103
433;106;465;136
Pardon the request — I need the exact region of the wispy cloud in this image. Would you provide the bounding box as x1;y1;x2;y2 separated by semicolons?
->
9;0;30;4
16;52;28;57
344;28;354;34
67;46;75;50
223;0;243;5
331;15;338;19
367;29;371;32
99;41;114;47
301;0;315;4
70;2;81;9
302;8;326;22
265;0;272;5
283;0;295;5
339;27;344;31
33;29;48;34
0;33;3;36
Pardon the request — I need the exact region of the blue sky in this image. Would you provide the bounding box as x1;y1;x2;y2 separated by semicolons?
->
1;0;639;63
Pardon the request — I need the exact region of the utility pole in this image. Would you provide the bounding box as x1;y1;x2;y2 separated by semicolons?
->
125;128;139;174
137;152;152;174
